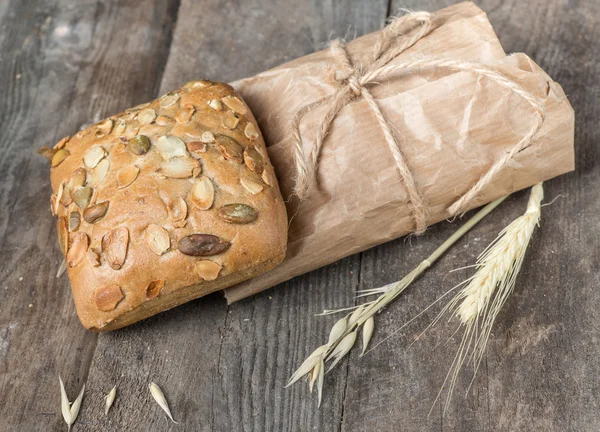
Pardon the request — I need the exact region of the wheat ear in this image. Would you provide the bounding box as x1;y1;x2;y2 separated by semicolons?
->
287;195;509;406
432;183;544;413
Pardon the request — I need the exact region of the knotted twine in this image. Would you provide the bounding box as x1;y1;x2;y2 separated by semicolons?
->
290;11;545;234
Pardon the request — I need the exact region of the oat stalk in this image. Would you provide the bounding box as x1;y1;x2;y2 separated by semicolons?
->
287;195;508;405
59;376;85;432
431;183;543;413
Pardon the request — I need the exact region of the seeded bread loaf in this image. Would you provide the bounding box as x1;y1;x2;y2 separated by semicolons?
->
43;81;288;331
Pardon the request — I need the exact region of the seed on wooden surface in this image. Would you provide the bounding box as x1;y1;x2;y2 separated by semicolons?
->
59;377;85;432
68;211;81;232
67;232;89;268
83;145;106;168
56;259;67;278
240;176;264;195
51;149;70;167
91;158;110;185
195;260;222;281
221;95;247;115
102;227;129;270
190;176;215;210
145;280;165;300
244;123;259;140
160;92;180;108
105;386;117;415
215;135;243;163
72;187;93;209
175;104;195;124
178;234;231;256
159;157;200;179
128;135;151;155
217;204;258;224
221;111;240;130
83;201;109;224
156;135;188;159
94;284;124;311
145;224;170;255
137;108;157;125
117;165;140;189
149;382;177;423
243;147;263;174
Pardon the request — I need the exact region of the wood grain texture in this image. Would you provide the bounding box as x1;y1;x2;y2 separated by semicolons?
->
159;0;390;90
0;0;180;430
1;0;598;431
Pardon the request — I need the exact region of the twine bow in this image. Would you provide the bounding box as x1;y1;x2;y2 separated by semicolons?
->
290;11;545;234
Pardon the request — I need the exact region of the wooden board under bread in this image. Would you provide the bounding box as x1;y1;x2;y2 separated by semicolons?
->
1;0;599;430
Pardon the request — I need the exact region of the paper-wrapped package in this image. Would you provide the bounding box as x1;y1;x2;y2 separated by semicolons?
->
223;1;574;302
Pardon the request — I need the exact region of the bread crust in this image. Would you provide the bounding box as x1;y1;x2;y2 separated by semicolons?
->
47;81;287;331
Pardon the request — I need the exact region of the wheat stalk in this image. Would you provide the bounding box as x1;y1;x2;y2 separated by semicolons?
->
432;182;544;413
287;195;509;405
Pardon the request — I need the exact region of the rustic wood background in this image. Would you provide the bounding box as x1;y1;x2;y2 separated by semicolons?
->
0;0;597;430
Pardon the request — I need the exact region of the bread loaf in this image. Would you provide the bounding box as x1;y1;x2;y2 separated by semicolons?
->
43;81;288;331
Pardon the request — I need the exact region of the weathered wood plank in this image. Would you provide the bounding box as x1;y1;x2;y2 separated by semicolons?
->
0;0;179;430
337;1;600;431
80;1;387;431
4;0;598;431
159;0;390;89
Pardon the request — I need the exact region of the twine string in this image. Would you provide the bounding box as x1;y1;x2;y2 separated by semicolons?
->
290;11;545;233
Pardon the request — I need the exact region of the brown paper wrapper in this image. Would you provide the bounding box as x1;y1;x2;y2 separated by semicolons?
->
224;2;575;303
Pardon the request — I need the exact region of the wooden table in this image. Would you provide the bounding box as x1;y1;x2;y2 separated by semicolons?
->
1;0;597;430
